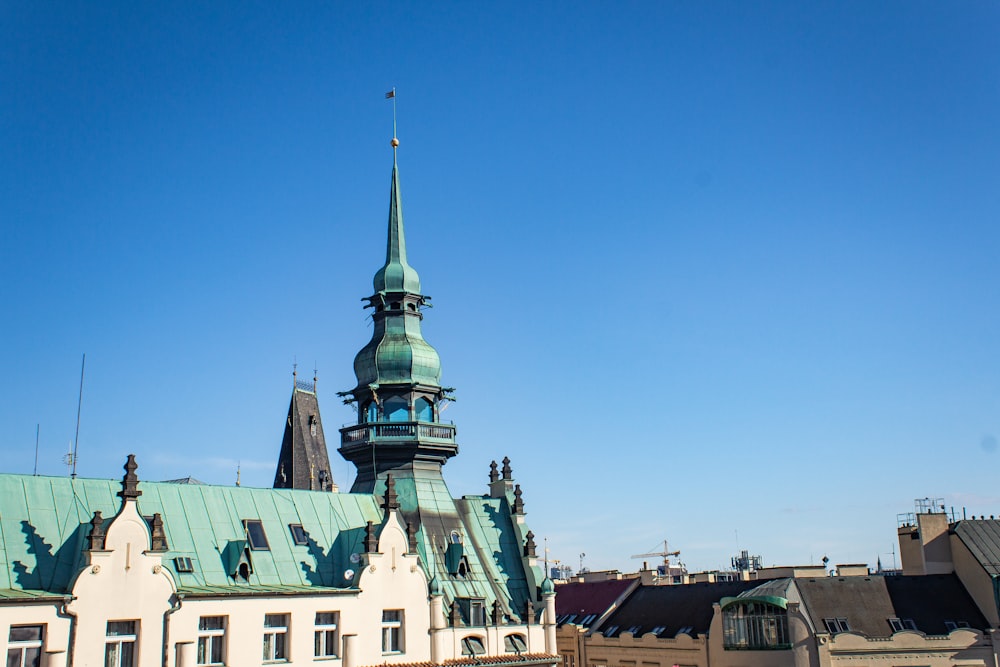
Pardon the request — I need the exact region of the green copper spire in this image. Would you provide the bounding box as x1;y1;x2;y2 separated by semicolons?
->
352;144;442;389
372;150;421;295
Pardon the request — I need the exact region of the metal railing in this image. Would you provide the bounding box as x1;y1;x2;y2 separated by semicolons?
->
340;421;456;445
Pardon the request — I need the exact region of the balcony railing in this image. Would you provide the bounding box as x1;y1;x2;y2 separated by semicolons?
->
340;421;456;445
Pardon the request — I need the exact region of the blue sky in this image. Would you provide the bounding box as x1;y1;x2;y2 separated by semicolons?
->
2;2;999;574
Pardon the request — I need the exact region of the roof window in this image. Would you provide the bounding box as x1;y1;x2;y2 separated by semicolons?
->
676;625;693;637
243;520;270;550
888;617;916;632
824;617;851;633
174;556;194;573
626;625;642;635
289;524;309;546
944;620;970;631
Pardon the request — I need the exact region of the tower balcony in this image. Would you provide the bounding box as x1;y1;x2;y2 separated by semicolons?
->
340;421;456;446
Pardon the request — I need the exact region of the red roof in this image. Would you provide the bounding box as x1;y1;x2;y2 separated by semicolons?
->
555;579;636;617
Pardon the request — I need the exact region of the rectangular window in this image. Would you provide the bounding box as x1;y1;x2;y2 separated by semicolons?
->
175;556;195;573
504;633;527;653
7;625;44;667
314;612;338;658
244;520;270;550
197;616;226;666
263;614;288;662
457;598;487;626
105;620;138;667
381;610;403;654
289;524;309;546
823;617;850;634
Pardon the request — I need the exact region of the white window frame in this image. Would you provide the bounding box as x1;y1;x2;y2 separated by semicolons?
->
263;614;289;663
7;625;44;667
197;616;226;666
105;620;138;667
382;610;404;654
314;612;339;659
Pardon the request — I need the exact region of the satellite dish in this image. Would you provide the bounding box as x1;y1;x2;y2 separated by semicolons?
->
350;552;361;564
344;568;355;580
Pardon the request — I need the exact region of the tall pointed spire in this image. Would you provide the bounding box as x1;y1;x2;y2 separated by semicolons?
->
373;143;421;295
340;138;456;494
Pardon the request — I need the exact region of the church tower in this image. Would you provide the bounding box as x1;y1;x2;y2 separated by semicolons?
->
339;139;458;497
274;370;337;491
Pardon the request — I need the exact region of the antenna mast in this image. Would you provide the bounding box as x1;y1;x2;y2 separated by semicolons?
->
33;424;39;476
71;353;85;479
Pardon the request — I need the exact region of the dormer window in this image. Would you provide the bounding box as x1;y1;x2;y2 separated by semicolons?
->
243;520;270;550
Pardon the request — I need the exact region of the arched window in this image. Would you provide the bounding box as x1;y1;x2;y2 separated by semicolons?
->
461;636;486;656
504;634;527;654
415;397;433;422
364;402;378;423
722;599;790;650
384;396;408;422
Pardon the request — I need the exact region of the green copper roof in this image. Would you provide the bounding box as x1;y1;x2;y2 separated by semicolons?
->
372;151;421;295
0;471;536;617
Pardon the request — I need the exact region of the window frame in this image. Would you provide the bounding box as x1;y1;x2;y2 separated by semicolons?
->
314;611;339;659
263;614;289;663
7;624;44;667
105;620;138;667
381;610;404;654
289;524;309;546
244;520;270;551
461;636;486;656
197;616;226;666
504;633;527;654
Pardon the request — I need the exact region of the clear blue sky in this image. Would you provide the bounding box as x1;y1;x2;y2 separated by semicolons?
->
2;2;999;574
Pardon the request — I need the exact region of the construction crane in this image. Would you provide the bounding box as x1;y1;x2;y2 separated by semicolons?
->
631;540;681;567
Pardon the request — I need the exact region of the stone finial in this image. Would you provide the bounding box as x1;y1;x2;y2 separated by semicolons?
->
492;599;504;625
86;511;106;550
118;454;142;500
512;484;524;515
150;513;167;551
406;521;418;553
524;530;536;558
501;456;512;480
450;600;462;627
489;460;499;484
383;474;400;512
364;521;378;553
525;599;536;624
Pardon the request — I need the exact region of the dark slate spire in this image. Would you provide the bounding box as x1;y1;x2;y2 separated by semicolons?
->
274;372;336;492
118;454;141;500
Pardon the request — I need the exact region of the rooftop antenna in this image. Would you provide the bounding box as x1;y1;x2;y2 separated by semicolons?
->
71;353;85;479
235;462;241;487
33;424;39;475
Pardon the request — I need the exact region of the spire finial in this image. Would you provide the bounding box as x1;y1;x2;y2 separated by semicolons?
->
118;454;141;500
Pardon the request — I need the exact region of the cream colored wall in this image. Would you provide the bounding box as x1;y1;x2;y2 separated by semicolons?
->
821;628;993;666
1;503;554;667
68;498;176;667
581;630;707;667
0;604;71;667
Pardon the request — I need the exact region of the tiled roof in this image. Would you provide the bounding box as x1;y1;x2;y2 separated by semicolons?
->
954;519;1000;577
796;574;988;637
555;579;637;627
599;580;764;638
